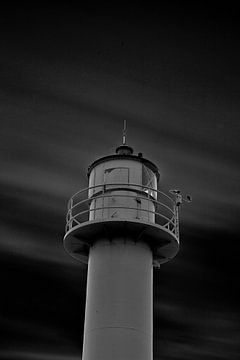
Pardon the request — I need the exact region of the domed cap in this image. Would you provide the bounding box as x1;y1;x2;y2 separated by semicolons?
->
115;144;134;155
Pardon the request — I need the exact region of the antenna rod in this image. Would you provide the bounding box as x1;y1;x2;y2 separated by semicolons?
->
122;120;127;145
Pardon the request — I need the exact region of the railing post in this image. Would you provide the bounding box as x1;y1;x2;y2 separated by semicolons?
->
69;198;73;230
174;204;179;240
148;189;150;222
102;184;106;219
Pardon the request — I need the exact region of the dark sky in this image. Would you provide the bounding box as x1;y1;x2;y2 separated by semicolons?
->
1;4;240;360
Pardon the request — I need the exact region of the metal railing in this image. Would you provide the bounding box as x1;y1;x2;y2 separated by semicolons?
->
65;183;179;240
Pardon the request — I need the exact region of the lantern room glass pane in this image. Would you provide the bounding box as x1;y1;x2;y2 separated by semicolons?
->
142;165;157;199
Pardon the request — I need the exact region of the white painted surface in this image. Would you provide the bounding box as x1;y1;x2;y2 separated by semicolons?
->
88;158;156;222
82;239;153;360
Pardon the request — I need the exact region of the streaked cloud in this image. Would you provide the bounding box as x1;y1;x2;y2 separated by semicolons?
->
0;351;80;360
0;6;239;359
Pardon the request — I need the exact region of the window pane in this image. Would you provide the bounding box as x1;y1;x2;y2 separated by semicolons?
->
142;165;157;199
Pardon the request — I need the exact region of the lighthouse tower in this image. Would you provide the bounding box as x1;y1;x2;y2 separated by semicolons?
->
63;130;180;360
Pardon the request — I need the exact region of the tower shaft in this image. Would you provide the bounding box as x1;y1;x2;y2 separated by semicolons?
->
82;238;153;360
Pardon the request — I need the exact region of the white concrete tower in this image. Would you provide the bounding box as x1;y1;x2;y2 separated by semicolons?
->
63;134;180;360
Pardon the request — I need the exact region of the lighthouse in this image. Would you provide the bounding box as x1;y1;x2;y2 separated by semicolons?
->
63;128;181;360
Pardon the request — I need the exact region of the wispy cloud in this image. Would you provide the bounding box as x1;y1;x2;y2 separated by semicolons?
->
0;351;80;360
154;301;240;359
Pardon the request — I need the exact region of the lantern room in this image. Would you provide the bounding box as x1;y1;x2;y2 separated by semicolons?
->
87;145;159;222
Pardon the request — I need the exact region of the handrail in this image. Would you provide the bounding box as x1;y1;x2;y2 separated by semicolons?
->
65;208;176;235
68;206;175;226
69;183;175;205
68;192;174;216
65;183;179;240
